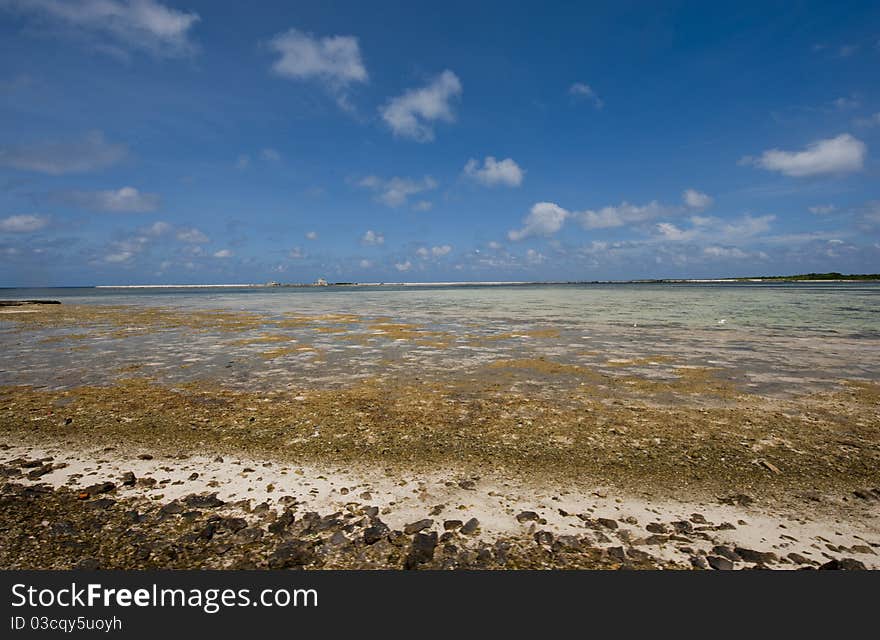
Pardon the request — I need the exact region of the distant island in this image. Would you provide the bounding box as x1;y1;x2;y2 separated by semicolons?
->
92;273;880;289
734;272;880;282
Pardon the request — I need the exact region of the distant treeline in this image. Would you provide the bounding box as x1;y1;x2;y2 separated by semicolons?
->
740;272;880;281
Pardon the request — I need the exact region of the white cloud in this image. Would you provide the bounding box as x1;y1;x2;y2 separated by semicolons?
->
380;70;462;142
394;260;412;272
463;156;524;187
0;131;126;175
656;222;696;241
359;259;372;268
361;230;384;246
808;204;836;215
412;200;432;212
0;214;48;233
213;249;233;258
525;248;546;264
176;227;209;243
487;241;503;250
144;220;171;236
260;148;281;162
683;188;712;209
833;96;860;110
508;202;570;241
288;247;304;259
105;250;134;263
269;29;367;86
744;133;866;177
358;175;437;208
703;246;749;259
305;231;318;240
577;201;670;230
235;154;250;170
417;244;452;258
59;186;160;212
569;82;603;108
1;0;200;59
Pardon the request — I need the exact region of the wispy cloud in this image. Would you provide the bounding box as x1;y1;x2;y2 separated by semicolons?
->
0;131;126;175
380;70;462;142
54;186;160;213
357;175;438;208
568;82;603;108
1;0;200;59
361;230;384;246
0;214;49;233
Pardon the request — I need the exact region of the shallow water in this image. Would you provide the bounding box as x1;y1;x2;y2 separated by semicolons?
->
1;282;879;394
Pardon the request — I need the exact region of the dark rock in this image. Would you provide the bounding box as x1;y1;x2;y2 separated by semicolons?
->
83;482;115;496
644;535;668;545
672;520;694;534
137;454;153;460
461;518;479;535
690;555;710;569
182;493;225;508
268;509;296;535
553;535;580;552
646;522;667;534
719;494;754;507
120;472;136;486
221;517;248;532
534;530;554;546
188;473;199;481
787;552;814;565
734;547;778;564
516;511;541;523
159;502;185;516
443;520;463;531
597;518;618;530
819;558;867;570
690;513;708;524
268;541;317;568
363;521;390;545
74;558;100;570
235;528;264;543
403;518;433;535
405;532;438;569
707;556;734;570
712;545;742;563
606;546;627;562
87;498;116;510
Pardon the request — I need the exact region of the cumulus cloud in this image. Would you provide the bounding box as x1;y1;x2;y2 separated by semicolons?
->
1;0;200;59
213;249;233;258
416;244;452;258
394;260;412;272
703;246;749;259
0;131;126;175
743;133;866;177
463;156;524;187
176;227;209;243
380;70;462;142
269;28;366;109
508;202;570;241
305;231;318;240
56;186;160;212
577;201;670;230
361;230;384;246
569;82;603;108
683;188;712;209
0;214;48;233
288;247;304;259
358;175;437;208
808;204;836;215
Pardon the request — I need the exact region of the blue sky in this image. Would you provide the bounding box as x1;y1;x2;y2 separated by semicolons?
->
1;0;879;286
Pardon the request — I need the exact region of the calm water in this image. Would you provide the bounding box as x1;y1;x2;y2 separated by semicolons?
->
2;282;879;393
3;282;880;336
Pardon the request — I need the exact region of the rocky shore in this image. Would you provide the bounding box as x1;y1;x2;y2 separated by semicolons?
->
1;446;875;570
